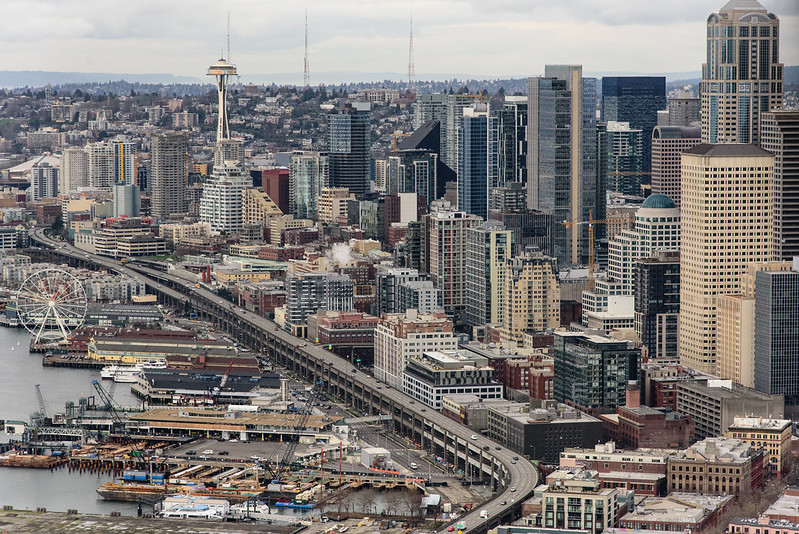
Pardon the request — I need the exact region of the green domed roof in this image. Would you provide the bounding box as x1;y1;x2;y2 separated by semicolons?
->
641;194;676;209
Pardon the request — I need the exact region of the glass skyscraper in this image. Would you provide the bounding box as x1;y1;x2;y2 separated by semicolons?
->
601;76;665;176
527;66;597;267
701;0;783;145
458;103;498;220
328;102;371;197
754;268;799;413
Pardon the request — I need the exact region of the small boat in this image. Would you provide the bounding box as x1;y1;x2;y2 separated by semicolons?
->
275;498;314;509
101;365;142;382
101;360;167;381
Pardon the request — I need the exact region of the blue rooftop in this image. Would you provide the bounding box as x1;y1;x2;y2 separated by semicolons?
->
641;194;676;210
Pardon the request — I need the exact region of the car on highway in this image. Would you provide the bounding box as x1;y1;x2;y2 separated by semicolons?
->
470;435;478;440
447;528;454;532
500;501;507;505
510;487;516;492
185;450;197;456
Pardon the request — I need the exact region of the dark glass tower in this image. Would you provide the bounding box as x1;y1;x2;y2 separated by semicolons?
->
634;251;681;361
328;102;371;198
601;76;666;178
754;268;799;413
458;103;498;220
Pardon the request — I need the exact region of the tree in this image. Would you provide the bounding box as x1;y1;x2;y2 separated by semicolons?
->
355;488;376;514
51;215;64;235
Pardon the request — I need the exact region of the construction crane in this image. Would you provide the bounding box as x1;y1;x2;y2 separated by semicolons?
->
561;211;625;292
389;129;411;155
263;380;325;483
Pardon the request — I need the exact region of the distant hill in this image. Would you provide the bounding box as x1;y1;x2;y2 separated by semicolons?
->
0;71;204;88
785;65;799;85
0;67;794;92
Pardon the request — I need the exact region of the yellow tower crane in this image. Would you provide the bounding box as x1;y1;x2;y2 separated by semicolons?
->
561;211;625;292
389;129;412;155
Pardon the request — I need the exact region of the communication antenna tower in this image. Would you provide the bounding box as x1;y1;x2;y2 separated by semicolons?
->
304;9;310;89
408;11;415;95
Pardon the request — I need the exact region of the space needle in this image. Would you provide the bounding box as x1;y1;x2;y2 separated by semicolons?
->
207;57;237;145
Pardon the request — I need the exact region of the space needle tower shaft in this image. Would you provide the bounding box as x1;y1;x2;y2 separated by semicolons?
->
208;58;237;144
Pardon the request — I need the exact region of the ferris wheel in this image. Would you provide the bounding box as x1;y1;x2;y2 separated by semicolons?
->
16;268;88;343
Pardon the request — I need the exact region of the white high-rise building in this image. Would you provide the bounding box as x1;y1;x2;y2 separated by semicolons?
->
607;194;681;294
87;139;136;190
60;147;88;194
679;144;774;375
30;162;59;201
199;162;252;234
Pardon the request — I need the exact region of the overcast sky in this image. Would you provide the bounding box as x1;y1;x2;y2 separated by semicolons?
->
2;0;797;83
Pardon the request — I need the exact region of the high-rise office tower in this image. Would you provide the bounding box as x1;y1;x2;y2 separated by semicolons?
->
716;260;791;387
415;94;484;176
150;132;187;220
445;95;482;173
488;208;554;257
650;126;702;208
753;264;799;412
668;93;701;127
601;76;666;177
328;103;370;198
465;221;514;327
761;111;799;260
30;162;58;201
701;0;783;145
527;66;597;266
60;147;88;194
601;121;645;196
634;250;681;361
426;201;482;318
679;144;774;374
497;96;528;188
289;151;329;220
554;332;641;413
458;103;499;220
374;265;427;316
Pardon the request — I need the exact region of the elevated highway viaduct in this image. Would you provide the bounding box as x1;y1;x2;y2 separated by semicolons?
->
28;228;538;532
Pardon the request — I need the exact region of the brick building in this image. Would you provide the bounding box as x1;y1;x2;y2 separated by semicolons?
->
257;246;305;262
600;390;693;450
618;493;733;533
307;311;379;366
667;437;765;496
560;442;672;497
504;357;555;400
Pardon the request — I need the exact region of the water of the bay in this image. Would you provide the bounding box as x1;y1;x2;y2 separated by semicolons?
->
0;326;140;514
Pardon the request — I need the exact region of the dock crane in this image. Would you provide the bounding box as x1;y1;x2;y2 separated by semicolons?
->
91;379;146;464
561;211;625;292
